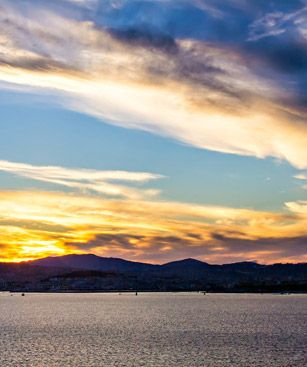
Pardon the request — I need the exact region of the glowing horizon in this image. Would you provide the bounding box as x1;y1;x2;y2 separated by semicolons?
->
0;179;306;264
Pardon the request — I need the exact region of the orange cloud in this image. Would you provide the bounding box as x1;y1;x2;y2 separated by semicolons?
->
0;190;306;264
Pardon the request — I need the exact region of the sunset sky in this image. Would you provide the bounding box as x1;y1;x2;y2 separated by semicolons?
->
0;0;306;263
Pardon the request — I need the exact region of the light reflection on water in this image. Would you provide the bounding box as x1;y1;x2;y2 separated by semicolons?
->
0;293;306;366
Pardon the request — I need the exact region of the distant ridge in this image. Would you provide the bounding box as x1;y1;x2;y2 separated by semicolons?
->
0;254;306;292
30;255;214;271
28;254;288;271
30;254;157;272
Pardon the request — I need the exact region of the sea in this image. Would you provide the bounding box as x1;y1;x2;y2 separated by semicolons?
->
0;292;306;366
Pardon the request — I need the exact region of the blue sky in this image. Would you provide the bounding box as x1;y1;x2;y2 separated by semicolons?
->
0;0;306;263
0;90;303;211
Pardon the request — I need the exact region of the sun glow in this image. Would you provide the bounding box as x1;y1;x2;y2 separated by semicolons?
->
0;190;306;263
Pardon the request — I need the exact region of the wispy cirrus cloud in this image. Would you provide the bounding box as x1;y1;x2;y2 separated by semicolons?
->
248;6;307;41
0;160;162;199
0;1;307;168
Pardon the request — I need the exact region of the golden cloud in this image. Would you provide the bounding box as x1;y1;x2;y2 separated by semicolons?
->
0;2;306;168
0;190;306;263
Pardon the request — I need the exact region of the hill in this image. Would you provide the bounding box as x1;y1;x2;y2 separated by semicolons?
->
0;254;306;292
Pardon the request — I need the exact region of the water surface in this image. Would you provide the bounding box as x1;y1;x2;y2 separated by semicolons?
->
0;293;306;366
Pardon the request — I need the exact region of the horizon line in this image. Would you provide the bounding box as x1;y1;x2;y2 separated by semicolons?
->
2;253;306;267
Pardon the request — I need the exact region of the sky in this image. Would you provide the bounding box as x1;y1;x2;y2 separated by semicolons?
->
0;0;306;264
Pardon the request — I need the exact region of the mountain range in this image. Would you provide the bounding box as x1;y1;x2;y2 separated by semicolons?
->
0;254;306;292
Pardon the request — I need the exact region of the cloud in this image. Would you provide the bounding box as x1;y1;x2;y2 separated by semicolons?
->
294;173;307;189
294;173;307;180
285;200;307;215
62;0;98;7
0;1;306;168
0;189;306;263
0;1;306;264
248;6;307;42
248;11;289;42
0;160;162;199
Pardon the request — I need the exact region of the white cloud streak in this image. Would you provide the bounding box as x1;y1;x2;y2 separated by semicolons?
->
248;6;307;41
294;173;307;189
0;160;162;199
